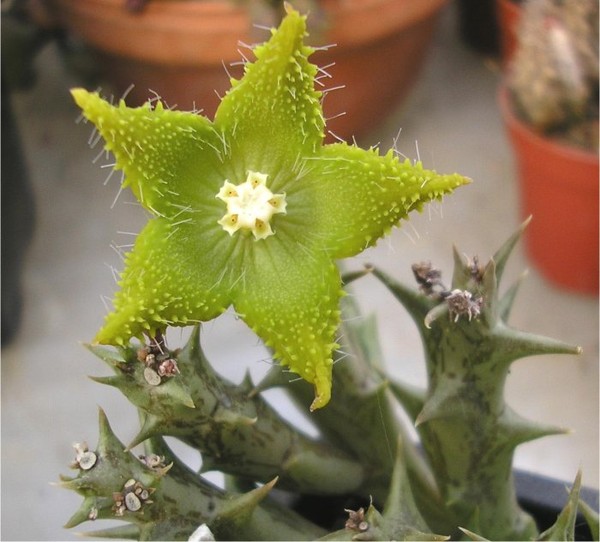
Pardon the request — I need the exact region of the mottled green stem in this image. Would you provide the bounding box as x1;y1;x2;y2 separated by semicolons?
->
320;436;449;541
60;409;325;540
88;325;365;495
372;222;581;540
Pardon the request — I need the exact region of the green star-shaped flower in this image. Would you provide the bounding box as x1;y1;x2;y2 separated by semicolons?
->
72;6;469;410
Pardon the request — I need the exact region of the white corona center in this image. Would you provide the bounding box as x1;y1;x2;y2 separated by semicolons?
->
216;171;287;240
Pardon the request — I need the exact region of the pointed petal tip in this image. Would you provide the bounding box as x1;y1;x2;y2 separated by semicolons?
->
71;87;91;108
283;1;297;15
309;397;325;412
309;386;331;412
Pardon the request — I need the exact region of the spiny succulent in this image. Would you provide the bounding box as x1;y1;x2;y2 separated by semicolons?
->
370;219;581;540
62;5;596;541
61;221;596;540
60;409;326;540
87;326;366;495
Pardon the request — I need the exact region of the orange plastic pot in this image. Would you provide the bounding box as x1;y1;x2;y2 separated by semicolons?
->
499;87;599;294
50;0;448;141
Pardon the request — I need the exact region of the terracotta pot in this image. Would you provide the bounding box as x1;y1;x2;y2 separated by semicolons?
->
50;0;448;140
496;0;522;67
499;87;599;295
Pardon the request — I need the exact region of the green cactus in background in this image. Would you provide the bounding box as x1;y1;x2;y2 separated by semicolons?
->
62;5;597;541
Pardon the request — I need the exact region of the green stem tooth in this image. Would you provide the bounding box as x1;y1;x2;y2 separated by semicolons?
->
64;497;102;529
212;478;278;533
500;407;568;447
84;343;128;365
341;265;374;286
126;414;163;451
493;323;583;365
537;471;582;541
451;245;472;290
89;375;123;388
497;271;527;322
458;527;490;541
249;363;292;395
370;267;434;326
491;216;532;285
578;497;600;541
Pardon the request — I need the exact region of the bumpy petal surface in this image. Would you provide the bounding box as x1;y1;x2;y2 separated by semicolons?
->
96;219;237;345
304;144;470;259
215;9;324;166
72;89;226;219
231;230;343;411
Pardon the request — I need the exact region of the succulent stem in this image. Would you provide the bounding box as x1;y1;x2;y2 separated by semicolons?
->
87;325;366;496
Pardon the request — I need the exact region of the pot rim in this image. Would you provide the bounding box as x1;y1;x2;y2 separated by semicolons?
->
50;0;450;64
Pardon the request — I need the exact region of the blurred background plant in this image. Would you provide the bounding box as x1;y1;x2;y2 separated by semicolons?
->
506;0;599;150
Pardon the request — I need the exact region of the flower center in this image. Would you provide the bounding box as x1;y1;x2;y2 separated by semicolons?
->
216;171;287;240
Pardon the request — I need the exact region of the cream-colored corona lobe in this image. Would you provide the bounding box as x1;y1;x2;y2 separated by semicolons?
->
216;171;287;240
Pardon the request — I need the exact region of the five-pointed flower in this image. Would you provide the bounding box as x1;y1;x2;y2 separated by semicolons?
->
72;6;469;410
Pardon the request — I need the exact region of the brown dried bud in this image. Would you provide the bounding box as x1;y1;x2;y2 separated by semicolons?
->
157;358;180;377
412;261;444;295
445;289;483;322
344;507;369;532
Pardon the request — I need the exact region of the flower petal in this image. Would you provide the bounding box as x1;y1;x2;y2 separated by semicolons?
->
95;219;237;345
215;6;324;167
72;89;226;218
231;234;342;410
304;143;471;258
